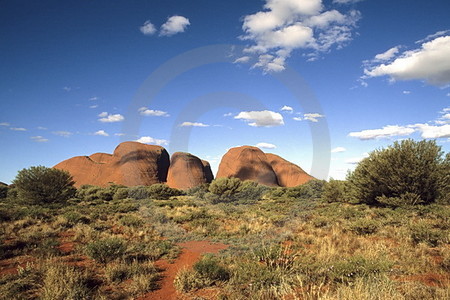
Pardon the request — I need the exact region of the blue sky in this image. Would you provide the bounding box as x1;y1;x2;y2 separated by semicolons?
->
1;0;450;183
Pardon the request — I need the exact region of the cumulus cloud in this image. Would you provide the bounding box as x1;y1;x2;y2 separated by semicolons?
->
140;20;157;35
373;46;400;62
0;122;10;126
160;15;190;36
293;116;302;121
223;113;234;117
281;105;294;112
180;122;209;127
415;30;450;44
238;0;361;72
94;130;109;137
412;123;450;139
10;127;27;131
234;110;284;127
53;131;72;137
138;107;169;117
31;136;48;142
233;56;251;64
331;147;346;153
255;142;277;149
403;90;411;95
303;113;324;122
98;112;124;123
136;136;168;145
363;35;450;86
349;125;415;140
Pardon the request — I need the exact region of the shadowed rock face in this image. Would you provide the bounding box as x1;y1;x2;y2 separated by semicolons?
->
266;153;314;187
54;141;170;187
166;152;214;190
216;146;279;186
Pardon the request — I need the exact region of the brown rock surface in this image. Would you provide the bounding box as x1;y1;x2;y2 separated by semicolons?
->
54;141;170;187
166;152;214;190
266;153;314;187
216;146;279;186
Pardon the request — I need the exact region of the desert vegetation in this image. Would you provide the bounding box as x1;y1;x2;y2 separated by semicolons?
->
0;140;449;299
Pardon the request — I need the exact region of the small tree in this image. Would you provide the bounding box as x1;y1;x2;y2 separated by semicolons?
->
347;139;447;205
322;179;347;203
13;166;76;204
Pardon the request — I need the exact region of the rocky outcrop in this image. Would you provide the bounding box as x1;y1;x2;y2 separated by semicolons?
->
216;146;279;186
54;141;170;187
166;152;214;190
266;153;314;187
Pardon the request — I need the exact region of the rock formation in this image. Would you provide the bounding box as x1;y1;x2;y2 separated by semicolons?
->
166;152;214;190
54;141;170;187
266;153;314;187
216;146;279;186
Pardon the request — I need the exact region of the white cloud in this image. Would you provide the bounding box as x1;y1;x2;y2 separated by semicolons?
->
115;133;126;136
140;20;157;35
293;116;302;121
138;107;169;117
363;35;450;86
0;122;10;126
403;90;411;94
53;131;72;137
37;126;47;130
349;125;415;140
255;142;277;149
94;130;109;137
10;127;27;131
331;147;346;153
180;122;209;127
31;136;48;142
160;15;190;36
240;0;361;72
416;30;450;44
89;96;99;101
89;105;98;109
223;113;233;117
373;46;400;62
412;123;450;139
303;113;324;122
281;105;294;112
98;112;124;123
62;86;71;92
333;0;363;4
447;93;450;97
234;110;284;127
136;136;168;145
233;56;251;64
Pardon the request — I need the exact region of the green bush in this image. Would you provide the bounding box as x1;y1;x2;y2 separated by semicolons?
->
322;179;347;203
12;166;76;204
0;184;8;199
347;219;379;235
63;211;90;227
147;184;182;200
348;140;448;205
120;215;144;228
194;255;230;281
234;180;269;201
409;221;447;247
113;187;130;200
328;256;392;283
174;268;206;293
86;238;127;263
207;177;243;203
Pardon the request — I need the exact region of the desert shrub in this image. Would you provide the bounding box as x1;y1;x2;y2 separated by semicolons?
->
120;214;144;228
194;255;230;281
128;186;150;200
0;264;41;299
12;166;76;204
376;192;423;207
63;211;90;227
86;237;127;263
40;262;98;300
235;180;269;201
207;177;243;203
147;184;183;200
347;139;448;205
0;184;8;199
253;244;297;271
347;218;380;235
187;183;210;198
105;260;157;284
113;187;129;200
322;179;347;203
174;267;207;292
328;256;392;283
409;221;447;247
